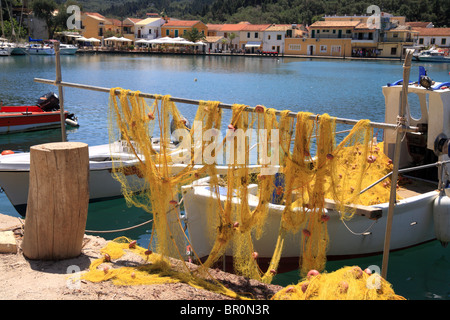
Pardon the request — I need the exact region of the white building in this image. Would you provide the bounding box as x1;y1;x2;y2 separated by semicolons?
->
414;27;450;48
135;17;166;40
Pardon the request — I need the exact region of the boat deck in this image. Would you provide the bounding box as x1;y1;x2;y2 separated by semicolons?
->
397;177;438;198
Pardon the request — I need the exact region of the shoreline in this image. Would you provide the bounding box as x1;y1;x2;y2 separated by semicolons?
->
76;49;406;62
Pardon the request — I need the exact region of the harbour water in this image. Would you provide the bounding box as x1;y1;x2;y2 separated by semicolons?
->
0;53;449;300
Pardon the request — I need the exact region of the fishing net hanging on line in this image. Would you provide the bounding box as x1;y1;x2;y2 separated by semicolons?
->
82;88;399;294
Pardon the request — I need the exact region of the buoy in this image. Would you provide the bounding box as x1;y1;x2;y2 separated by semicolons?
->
1;150;14;156
65;118;79;127
433;190;450;247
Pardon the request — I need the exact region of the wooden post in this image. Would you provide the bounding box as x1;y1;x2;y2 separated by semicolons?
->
54;42;67;142
381;49;414;279
22;142;89;260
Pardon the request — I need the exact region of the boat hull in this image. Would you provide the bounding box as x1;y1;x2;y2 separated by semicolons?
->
0;143;147;216
60;48;78;55
0;106;68;134
27;47;55;55
181;178;438;272
0;47;13;56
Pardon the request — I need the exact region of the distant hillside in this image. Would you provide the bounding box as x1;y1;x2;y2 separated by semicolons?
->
73;0;449;27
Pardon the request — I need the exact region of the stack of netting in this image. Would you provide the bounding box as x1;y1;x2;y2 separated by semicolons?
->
80;88;403;299
272;267;406;300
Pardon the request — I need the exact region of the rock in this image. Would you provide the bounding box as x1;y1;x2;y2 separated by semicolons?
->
0;231;17;253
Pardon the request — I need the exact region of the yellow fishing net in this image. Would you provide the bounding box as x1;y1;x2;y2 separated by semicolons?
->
81;88;403;299
272;266;406;300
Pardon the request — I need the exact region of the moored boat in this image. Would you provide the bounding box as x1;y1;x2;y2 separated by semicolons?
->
26;43;55;55
0;139;185;216
414;48;450;62
0;92;78;134
181;77;450;272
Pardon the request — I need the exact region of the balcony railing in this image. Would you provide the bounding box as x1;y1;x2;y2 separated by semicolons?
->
313;34;352;39
381;37;414;43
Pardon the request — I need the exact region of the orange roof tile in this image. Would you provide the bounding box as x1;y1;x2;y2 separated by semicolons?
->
163;20;201;27
309;20;360;28
413;27;450;36
242;24;271;31
406;22;433;28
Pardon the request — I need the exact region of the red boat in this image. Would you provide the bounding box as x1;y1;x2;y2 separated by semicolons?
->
0;93;78;134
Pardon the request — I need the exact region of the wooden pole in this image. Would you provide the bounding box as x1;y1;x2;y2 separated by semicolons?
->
54;42;67;142
381;49;414;279
21;142;89;260
33;78;419;133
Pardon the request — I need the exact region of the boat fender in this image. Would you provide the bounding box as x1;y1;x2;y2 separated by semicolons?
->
65;118;79;127
433;188;450;248
1;150;14;156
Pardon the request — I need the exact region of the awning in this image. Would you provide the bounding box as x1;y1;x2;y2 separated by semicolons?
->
245;41;261;48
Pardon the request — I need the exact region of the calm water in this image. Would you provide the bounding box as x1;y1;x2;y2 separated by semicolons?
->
1;53;449;300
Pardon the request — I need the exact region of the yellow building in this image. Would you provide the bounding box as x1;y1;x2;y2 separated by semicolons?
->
285;37;352;57
161;20;207;38
377;25;417;58
81;12;108;39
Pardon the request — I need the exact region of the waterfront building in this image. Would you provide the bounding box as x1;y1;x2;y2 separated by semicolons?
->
81;12;108;39
207;23;249;52
262;24;304;54
134;18;165;40
239;24;271;53
161;20;208;38
413;27;450;49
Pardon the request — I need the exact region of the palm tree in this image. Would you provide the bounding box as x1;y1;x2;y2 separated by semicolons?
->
184;27;206;43
228;32;236;52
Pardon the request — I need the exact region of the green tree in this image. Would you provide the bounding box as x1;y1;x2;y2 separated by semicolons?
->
183;27;206;42
32;0;57;38
32;0;79;39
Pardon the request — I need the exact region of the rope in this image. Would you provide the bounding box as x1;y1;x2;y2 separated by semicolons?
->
341;218;377;236
84;198;184;234
85;218;154;234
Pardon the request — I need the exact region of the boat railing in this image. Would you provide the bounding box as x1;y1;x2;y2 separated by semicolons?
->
360;159;450;196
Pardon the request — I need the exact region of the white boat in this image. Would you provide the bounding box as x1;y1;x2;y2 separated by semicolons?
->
59;43;78;55
26;44;55;55
0;46;13;56
414;48;450;62
0;40;13;56
181;78;450;272
0;139;188;216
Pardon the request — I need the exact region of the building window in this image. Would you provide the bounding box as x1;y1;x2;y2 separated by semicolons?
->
268;35;271;40
391;47;397;55
419;38;424;44
289;44;301;50
442;38;447;45
320;45;327;52
166;30;169;36
277;34;282;40
255;32;258;38
272;46;275;50
247;32;250;38
331;45;341;54
431;38;435;44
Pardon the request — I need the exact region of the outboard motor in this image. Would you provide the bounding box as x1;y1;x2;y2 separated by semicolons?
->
36;92;60;111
